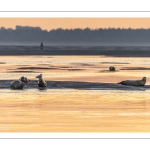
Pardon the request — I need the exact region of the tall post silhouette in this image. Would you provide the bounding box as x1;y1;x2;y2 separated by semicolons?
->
40;42;44;50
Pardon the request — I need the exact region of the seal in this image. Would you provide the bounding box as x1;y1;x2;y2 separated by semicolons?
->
109;66;115;71
19;76;30;84
36;74;47;87
10;80;25;89
118;77;146;86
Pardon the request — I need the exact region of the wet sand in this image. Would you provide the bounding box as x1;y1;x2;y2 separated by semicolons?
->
0;56;150;132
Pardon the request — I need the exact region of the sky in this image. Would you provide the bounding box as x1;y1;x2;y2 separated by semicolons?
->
0;18;150;31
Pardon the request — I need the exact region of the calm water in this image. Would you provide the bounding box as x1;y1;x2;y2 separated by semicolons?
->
0;55;150;132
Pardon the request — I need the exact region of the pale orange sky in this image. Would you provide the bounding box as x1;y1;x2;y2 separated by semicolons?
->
1;18;150;30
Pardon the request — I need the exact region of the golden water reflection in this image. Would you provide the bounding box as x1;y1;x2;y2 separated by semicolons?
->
0;89;150;132
0;56;150;132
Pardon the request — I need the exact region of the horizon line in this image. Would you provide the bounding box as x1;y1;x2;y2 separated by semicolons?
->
2;25;150;31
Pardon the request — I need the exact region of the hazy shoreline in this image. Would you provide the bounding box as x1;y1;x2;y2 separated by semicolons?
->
0;45;149;56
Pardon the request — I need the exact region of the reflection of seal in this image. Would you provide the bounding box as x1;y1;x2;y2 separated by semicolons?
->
10;80;25;89
36;74;47;87
19;76;30;84
118;77;146;86
109;66;115;71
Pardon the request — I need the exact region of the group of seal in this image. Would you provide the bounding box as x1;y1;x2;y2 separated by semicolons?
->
10;69;147;89
109;66;146;86
10;74;47;89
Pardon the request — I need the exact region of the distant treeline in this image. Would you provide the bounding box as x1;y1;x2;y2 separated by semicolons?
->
0;26;150;45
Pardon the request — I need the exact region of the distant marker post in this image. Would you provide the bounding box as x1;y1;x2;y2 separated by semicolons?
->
40;42;44;50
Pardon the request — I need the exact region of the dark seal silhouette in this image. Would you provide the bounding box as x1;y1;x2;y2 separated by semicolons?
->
36;74;47;87
109;66;115;71
19;76;30;84
118;77;146;86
